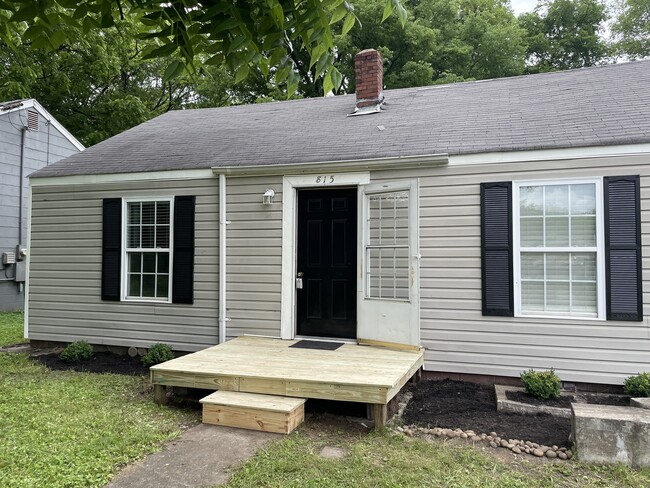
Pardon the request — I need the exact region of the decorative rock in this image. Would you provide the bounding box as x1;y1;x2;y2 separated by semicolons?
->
489;441;498;448
489;432;497;437
566;451;573;460
127;346;138;357
525;441;533;447
533;449;544;457
500;440;509;448
558;452;568;460
552;445;558;451
540;445;549;453
460;433;468;439
512;447;522;454
531;443;539;449
546;450;558;459
396;426;404;432
471;435;482;442
507;443;514;449
480;434;487;440
137;348;147;357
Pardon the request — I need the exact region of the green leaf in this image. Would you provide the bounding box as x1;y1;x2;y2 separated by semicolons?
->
323;71;334;95
142;43;179;60
227;34;249;54
342;12;356;35
205;53;225;65
275;64;290;84
330;67;343;92
72;5;88;20
382;2;393;23
270;4;284;27
234;63;250;83
31;35;53;50
163;60;185;82
10;4;39;23
286;70;299;96
330;5;348;25
395;1;408;26
50;30;68;49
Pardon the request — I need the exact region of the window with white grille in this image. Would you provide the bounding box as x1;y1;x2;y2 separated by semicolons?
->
515;180;604;318
124;199;172;300
365;190;410;300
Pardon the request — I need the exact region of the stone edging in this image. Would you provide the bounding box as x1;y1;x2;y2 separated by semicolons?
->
495;385;571;418
394;425;573;460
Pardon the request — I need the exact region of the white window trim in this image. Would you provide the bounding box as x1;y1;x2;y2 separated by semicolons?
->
121;197;174;303
280;172;371;340
513;178;606;321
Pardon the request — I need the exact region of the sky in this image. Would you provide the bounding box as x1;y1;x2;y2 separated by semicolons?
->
510;0;538;14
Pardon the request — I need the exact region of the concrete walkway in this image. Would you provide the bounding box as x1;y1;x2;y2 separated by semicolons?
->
106;424;279;488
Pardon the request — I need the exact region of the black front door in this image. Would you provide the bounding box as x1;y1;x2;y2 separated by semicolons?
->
296;187;357;339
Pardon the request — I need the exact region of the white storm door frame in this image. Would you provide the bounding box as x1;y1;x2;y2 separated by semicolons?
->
357;179;420;347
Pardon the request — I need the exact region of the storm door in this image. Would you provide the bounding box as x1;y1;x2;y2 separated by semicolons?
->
296;188;357;338
357;180;420;347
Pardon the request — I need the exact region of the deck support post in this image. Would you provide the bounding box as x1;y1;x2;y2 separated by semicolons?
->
153;384;168;405
372;404;387;430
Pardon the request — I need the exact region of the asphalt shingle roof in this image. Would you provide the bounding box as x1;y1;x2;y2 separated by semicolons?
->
32;60;650;178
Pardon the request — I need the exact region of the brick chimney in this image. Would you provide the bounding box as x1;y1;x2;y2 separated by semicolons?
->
354;49;384;113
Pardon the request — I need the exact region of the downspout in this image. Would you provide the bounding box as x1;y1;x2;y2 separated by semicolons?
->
218;174;228;343
18;127;26;249
17;127;26;294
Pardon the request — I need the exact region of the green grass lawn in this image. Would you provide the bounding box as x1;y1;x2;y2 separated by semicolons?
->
0;311;27;347
0;313;199;488
226;422;650;488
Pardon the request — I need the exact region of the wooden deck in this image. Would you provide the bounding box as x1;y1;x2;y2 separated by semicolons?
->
151;336;423;409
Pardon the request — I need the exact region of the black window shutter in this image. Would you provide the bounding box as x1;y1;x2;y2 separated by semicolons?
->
172;195;196;304
102;198;122;301
604;176;643;321
481;182;514;316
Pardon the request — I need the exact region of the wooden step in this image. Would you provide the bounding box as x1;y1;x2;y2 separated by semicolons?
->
200;391;306;434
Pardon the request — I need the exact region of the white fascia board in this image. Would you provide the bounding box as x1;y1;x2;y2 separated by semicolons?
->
30;168;216;187
449;143;650;165
1;99;85;151
211;153;450;176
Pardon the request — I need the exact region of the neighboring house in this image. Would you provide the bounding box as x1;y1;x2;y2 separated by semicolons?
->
26;50;650;387
0;99;83;311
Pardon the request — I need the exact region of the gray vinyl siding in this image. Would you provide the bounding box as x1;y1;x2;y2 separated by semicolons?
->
28;178;219;350
372;153;650;385
26;151;650;384
225;176;283;338
0;109;79;311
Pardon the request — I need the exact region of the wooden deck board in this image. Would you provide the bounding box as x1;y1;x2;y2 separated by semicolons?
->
151;336;424;405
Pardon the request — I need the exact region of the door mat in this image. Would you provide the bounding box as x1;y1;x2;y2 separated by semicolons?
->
289;340;344;351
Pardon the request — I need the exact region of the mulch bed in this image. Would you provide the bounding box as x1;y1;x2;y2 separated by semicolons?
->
403;379;571;447
32;352;149;376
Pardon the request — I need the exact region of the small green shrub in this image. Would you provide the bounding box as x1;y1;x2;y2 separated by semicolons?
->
624;372;650;397
59;341;93;363
142;343;174;368
520;369;562;400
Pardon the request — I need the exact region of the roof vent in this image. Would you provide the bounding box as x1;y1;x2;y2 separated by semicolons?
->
27;110;39;131
350;49;384;116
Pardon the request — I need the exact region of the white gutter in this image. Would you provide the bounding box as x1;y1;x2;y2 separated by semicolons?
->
218;174;228;344
211;153;449;176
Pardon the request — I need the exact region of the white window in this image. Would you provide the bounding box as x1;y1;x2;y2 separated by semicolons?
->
514;179;605;319
365;189;410;300
123;198;173;301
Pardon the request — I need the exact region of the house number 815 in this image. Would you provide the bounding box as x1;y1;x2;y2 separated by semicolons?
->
316;175;335;184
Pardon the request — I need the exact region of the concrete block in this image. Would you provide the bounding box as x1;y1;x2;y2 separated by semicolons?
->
631;398;650;410
572;404;650;468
